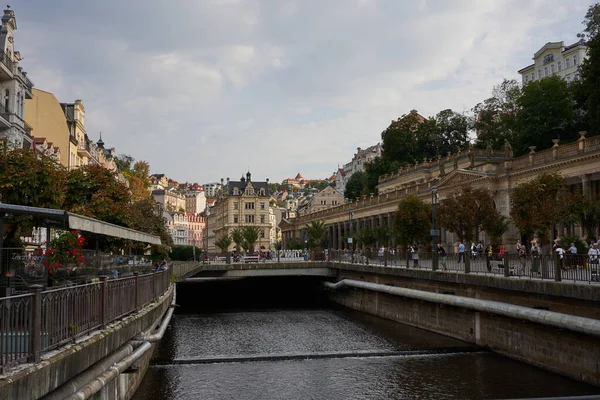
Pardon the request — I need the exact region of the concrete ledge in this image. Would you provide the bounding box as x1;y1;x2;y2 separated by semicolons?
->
333;263;600;302
0;285;174;400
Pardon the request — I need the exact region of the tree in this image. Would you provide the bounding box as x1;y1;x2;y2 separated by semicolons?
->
393;194;431;246
578;3;600;135
64;165;131;227
306;221;327;250
113;154;134;172
354;228;377;250
215;234;232;253
515;75;577;155
425;109;470;158
344;171;368;201
483;213;509;245
128;197;173;247
510;173;568;243
242;226;261;253
231;228;245;254
286;236;304;250
0;142;67;246
381;110;428;165
363;157;398;196
473;79;521;150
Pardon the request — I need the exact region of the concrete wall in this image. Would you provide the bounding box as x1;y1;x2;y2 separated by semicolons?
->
328;271;600;386
0;286;173;400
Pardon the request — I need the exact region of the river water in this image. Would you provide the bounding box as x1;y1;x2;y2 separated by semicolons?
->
133;279;598;399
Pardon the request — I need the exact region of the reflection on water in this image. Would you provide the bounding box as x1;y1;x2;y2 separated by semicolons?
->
133;308;598;400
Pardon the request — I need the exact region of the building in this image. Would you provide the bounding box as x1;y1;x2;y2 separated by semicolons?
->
0;6;34;149
203;182;221;197
518;40;588;85
185;189;207;215
283;134;600;251
206;171;272;253
152;188;186;213
187;213;205;248
163;212;188;246
302;185;344;215
336;143;382;194
32;137;60;162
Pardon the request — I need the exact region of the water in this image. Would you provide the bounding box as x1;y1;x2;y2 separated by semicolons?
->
134;308;598;399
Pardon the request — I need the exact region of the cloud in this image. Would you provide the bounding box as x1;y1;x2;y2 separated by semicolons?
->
15;0;596;184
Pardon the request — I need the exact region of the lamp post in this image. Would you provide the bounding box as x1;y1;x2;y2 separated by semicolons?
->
348;208;355;263
431;186;439;271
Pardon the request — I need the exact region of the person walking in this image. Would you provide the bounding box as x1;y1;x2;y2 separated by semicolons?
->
437;243;447;271
458;241;465;263
588;243;599;281
378;246;385;265
411;244;419;268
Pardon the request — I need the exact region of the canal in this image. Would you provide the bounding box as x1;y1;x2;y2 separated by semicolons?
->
133;277;598;399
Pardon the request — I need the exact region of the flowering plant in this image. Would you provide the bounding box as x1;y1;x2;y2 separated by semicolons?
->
43;230;87;274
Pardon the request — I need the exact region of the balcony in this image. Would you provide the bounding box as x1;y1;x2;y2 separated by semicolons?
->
69;134;79;146
77;140;91;158
0;52;14;81
0;104;12;130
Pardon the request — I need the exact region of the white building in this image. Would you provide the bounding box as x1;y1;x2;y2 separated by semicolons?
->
202;182;221;197
518;40;588;85
336;143;382;193
164;212;189;246
0;6;34;149
185;189;207;215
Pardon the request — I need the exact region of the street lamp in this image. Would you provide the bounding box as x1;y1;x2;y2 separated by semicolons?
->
431;186;439;271
348;208;355;263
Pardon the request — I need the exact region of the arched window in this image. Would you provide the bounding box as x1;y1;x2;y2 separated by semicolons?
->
4;89;9;111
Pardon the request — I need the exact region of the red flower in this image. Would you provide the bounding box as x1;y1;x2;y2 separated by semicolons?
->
54;262;60;267
77;237;86;247
78;255;85;262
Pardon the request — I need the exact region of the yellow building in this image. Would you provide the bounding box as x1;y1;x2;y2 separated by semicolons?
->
207;172;272;253
24;89;72;167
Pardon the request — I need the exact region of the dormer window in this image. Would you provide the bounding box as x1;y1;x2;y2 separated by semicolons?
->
246;188;254;195
233;187;239;195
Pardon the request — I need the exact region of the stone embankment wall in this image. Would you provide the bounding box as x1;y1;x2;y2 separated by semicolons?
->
329;267;600;386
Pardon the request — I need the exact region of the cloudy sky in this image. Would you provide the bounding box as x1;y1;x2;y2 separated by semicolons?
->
15;0;595;184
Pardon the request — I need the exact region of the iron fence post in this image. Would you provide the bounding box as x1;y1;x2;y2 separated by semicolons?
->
28;284;42;363
152;272;156;301
465;250;471;274
555;252;562;282
504;252;510;277
99;276;108;328
134;272;139;312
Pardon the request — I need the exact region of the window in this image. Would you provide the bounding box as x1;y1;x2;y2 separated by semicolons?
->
573;55;578;65
551;64;555;73
260;231;265;239
566;58;571;68
234;216;238;223
544;67;548;76
524;75;529;83
260;215;265;223
245;202;255;210
538;69;542;79
557;61;562;71
260;202;265;210
245;215;255;223
233;202;238;210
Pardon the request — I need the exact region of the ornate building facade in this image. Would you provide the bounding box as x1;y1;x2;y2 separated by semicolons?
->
282;134;600;250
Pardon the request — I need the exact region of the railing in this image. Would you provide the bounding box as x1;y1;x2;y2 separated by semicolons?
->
327;249;600;284
0;270;171;371
0;52;14;73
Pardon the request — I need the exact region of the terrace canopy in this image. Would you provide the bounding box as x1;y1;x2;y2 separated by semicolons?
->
0;203;162;245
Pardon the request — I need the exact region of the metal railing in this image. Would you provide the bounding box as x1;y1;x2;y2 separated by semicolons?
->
0;52;14;72
0;270;170;371
327;249;600;284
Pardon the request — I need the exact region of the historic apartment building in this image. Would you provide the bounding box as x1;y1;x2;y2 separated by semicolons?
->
207;172;274;253
518;40;588;85
0;6;34;150
282;134;600;251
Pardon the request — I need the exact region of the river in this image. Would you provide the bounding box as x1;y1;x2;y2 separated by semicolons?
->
133;304;598;400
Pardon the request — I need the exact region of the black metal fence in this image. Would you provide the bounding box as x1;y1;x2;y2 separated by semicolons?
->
0;270;170;371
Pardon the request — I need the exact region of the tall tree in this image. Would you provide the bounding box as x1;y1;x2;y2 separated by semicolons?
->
515;75;577;155
344;171;368;201
128;197;173;247
473;79;521;150
381;110;427;165
577;3;600;135
393;194;431;246
215;234;232;253
231;228;245;254
306;221;327;250
242;226;261;253
510;173;569;243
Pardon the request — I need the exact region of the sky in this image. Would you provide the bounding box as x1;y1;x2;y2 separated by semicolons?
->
14;0;596;184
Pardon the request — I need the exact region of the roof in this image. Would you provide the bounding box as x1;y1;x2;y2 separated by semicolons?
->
0;204;161;245
227;179;269;196
295;173;304;180
518;63;535;73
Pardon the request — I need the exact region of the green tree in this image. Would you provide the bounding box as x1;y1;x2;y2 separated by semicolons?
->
306;221;327;250
515;75;577;155
215;234;232;253
363;157;398;196
577;3;600;135
381;110;427;165
510;173;569;243
286;236;304;250
242;226;261;253
231;228;245;254
64;165;131;227
483;213;509;245
170;245;203;261
425;109;470;158
473;79;521;150
128;197;173;247
438;187;497;242
354;228;377;250
393;194;431;246
344;171;368;201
